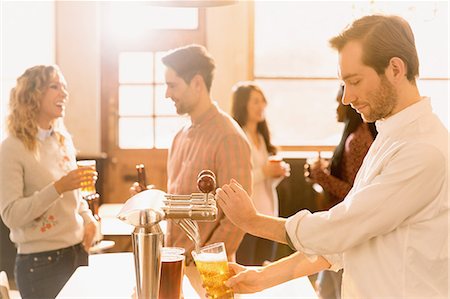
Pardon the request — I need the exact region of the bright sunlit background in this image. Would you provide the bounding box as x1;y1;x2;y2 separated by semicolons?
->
254;1;449;146
1;1;448;150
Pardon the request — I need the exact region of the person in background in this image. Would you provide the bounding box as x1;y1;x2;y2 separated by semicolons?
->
0;65;98;299
309;85;377;299
215;15;448;298
131;45;252;297
231;82;290;266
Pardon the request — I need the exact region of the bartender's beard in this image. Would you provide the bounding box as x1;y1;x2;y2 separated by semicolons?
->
360;75;398;122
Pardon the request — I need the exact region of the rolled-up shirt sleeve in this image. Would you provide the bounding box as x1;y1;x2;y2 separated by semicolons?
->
285;143;445;267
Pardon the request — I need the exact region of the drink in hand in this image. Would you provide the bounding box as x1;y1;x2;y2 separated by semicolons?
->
192;242;234;299
76;160;96;198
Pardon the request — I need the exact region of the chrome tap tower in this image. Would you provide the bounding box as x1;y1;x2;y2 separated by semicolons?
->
117;170;217;299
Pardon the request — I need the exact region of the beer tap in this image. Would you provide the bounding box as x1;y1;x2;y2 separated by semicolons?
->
117;170;218;299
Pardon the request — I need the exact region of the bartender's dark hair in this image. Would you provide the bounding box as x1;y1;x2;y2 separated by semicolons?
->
330;15;419;82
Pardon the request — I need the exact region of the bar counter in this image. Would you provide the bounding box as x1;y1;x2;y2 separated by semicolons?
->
57;252;317;299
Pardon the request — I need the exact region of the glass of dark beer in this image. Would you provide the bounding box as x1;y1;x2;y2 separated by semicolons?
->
159;247;185;299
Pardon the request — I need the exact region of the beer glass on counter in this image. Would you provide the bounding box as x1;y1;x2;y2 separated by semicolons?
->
192;242;234;299
159;247;185;299
76;159;97;198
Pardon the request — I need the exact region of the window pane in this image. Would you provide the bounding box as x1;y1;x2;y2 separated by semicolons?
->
254;1;448;147
155;116;189;149
256;80;345;146
155;84;177;115
119;85;153;116
119;117;154;149
108;5;198;31
417;80;449;128
119;52;153;83
155;51;168;84
254;2;352;77
255;1;449;78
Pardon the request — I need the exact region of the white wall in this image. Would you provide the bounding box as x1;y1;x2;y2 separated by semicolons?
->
55;1;101;156
206;2;251;113
0;1;55;141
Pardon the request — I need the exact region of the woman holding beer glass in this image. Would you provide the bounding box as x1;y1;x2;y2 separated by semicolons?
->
231;82;290;266
0;65;98;299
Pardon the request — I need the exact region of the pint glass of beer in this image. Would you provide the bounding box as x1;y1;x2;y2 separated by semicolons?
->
76;160;97;198
159;247;185;299
192;242;234;299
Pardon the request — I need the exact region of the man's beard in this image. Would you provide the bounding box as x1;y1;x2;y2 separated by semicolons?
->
362;76;398;122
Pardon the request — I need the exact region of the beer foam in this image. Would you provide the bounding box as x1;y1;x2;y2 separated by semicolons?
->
194;252;227;262
161;255;185;262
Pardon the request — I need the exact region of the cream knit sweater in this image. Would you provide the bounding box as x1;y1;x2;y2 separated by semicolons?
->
0;131;95;254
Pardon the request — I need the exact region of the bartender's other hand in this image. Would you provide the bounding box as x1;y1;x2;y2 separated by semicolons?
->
215;179;257;231
82;221;97;251
224;263;264;294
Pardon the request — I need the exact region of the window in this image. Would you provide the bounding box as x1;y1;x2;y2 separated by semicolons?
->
100;3;205;201
101;4;201;149
254;1;449;146
117;51;188;149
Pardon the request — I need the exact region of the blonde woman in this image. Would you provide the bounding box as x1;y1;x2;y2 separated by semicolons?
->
0;65;98;299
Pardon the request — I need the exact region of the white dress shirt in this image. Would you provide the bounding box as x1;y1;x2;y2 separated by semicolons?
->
286;98;449;298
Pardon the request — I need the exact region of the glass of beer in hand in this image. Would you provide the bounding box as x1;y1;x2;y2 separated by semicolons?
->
76;160;96;198
192;242;234;299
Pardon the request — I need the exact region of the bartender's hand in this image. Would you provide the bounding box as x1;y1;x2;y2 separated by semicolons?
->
215;179;258;232
82;221;97;252
224;263;265;294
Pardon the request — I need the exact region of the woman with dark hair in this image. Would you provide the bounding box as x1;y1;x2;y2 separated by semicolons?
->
231;82;290;266
309;85;377;299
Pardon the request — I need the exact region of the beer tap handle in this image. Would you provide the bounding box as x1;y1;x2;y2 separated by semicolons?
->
197;170;216;204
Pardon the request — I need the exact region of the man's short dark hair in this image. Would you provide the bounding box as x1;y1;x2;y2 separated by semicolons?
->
162;44;216;92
